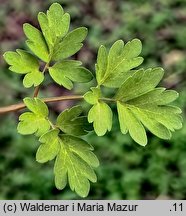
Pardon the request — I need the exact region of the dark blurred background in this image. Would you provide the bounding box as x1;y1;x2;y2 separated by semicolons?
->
0;0;186;199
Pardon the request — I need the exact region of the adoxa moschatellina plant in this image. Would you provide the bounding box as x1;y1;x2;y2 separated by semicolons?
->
0;3;182;197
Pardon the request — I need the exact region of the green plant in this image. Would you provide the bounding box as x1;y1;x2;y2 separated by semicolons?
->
0;3;182;197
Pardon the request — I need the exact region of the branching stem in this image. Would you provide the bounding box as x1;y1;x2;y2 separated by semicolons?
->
0;95;83;114
0;95;116;114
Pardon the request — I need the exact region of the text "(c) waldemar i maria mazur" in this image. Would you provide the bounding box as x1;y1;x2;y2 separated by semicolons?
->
19;202;139;212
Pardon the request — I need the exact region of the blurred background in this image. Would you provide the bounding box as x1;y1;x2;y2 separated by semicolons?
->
0;0;186;199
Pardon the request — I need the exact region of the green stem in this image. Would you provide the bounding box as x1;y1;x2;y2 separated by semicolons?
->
33;63;49;98
100;97;116;102
48;119;56;129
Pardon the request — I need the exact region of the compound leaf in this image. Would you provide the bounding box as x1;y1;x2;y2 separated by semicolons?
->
23;23;49;62
88;102;113;136
49;60;92;90
4;3;183;198
17;97;50;136
54;135;99;197
116;68;182;145
36;130;99;197
3;49;43;88
38;3;70;50
38;3;87;62
56;105;91;136
96;39;143;88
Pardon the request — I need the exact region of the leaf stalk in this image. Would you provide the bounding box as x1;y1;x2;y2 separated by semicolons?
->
33;63;50;97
